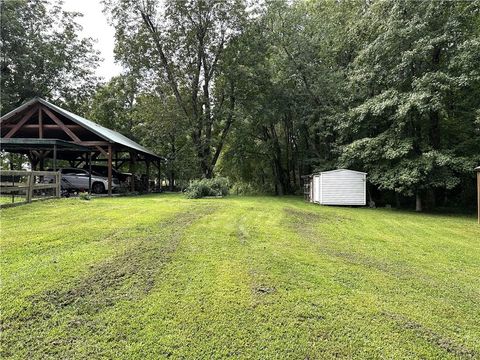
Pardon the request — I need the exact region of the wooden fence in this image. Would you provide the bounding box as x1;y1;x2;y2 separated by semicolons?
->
0;170;61;207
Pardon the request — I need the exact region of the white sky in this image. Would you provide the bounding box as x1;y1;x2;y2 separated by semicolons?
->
62;0;123;81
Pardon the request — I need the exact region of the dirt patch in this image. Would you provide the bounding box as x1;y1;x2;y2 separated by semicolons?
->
44;208;215;312
285;208;323;223
253;285;276;295
383;311;477;358
325;249;415;278
285;207;351;225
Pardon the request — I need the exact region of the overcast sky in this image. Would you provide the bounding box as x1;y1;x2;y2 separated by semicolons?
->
62;0;123;81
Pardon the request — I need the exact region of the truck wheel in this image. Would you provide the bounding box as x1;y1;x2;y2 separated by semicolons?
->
92;182;105;194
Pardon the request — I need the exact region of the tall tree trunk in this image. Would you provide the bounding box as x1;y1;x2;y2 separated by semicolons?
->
270;124;289;195
169;170;175;191
415;192;423;212
273;157;287;196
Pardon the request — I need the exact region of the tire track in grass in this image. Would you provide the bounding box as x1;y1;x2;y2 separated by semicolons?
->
285;207;480;304
1;204;218;359
234;213;276;299
284;208;407;277
286;207;479;292
284;206;479;359
383;311;477;359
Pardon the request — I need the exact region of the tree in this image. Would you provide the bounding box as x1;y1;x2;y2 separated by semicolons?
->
340;0;480;210
104;0;247;177
133;91;199;190
0;0;100;114
87;74;139;138
220;0;359;194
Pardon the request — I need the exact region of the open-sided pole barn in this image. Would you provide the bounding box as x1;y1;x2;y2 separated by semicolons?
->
1;98;164;195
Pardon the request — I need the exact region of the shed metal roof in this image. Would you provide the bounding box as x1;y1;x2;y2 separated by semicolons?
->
320;169;367;175
1;97;162;160
308;169;367;176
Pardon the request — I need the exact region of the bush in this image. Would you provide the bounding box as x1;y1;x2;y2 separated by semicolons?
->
79;192;91;201
230;181;274;195
185;177;229;199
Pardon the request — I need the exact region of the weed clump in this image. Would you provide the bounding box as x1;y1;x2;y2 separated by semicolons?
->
79;192;92;201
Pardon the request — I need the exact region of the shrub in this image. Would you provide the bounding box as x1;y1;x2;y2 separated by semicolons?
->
230;181;274;195
79;192;92;201
185;177;229;199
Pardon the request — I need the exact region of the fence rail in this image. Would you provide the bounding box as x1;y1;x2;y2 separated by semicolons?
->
0;170;61;207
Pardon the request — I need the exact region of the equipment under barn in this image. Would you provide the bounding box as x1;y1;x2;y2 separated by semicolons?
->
304;169;367;206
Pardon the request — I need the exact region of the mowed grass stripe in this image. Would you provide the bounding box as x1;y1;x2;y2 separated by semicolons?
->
283;204;479;358
1;196;217;358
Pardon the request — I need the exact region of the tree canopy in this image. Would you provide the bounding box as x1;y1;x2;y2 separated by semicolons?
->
0;0;101;114
2;0;479;210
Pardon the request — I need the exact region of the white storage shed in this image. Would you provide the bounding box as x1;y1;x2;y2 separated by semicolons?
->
309;169;366;206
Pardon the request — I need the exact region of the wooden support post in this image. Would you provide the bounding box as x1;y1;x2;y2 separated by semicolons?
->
56;171;61;198
39;107;43;138
39;151;44;171
108;145;113;196
88;152;92;194
130;152;136;192
146;159;150;193
26;172;34;203
157;159;161;191
53;144;57;171
28;152;39;171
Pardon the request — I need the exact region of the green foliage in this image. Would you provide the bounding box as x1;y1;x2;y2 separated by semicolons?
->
4;0;472;209
0;0;100;114
79;192;92;201
340;0;480;208
94;0;478;208
218;0;479;207
185;177;229;198
104;0;247;178
229;181;272;196
86;75;138;137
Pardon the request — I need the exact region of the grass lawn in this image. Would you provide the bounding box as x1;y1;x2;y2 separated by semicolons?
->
1;194;479;359
0;195;27;205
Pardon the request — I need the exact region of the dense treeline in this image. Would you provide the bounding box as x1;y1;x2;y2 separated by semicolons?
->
1;0;479;210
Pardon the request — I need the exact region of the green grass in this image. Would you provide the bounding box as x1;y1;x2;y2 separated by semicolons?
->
1;194;479;359
0;195;27;205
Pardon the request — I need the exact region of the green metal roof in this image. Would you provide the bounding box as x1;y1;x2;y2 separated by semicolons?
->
1;97;163;160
